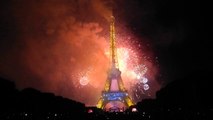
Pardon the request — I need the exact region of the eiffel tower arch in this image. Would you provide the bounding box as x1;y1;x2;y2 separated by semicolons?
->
97;16;134;112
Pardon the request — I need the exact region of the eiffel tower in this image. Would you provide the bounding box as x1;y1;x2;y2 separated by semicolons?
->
97;16;134;112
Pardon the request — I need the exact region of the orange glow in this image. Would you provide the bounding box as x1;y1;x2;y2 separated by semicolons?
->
1;0;161;106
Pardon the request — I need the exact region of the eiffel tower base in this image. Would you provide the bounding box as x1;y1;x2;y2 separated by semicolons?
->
97;91;134;112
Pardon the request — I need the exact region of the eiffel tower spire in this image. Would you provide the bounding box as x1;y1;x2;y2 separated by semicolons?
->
97;16;134;111
109;16;118;69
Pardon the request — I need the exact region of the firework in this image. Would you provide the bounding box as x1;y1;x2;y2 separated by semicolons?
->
73;29;158;103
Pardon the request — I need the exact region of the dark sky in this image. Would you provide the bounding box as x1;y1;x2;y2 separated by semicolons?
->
0;0;212;104
116;0;212;81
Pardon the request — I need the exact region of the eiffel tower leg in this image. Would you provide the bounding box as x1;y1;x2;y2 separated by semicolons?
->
124;96;134;107
97;98;104;109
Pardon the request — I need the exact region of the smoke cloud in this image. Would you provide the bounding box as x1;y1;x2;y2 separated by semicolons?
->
91;0;113;21
0;0;160;105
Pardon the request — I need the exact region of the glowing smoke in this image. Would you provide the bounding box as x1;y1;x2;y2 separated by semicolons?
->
0;0;160;105
91;0;113;21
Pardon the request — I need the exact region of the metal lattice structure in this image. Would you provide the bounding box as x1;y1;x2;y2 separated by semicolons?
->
97;16;134;112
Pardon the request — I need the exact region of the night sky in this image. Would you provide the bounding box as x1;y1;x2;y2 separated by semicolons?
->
0;0;212;105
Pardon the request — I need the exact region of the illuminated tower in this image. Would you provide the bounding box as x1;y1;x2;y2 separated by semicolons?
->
97;16;134;112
